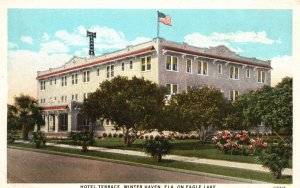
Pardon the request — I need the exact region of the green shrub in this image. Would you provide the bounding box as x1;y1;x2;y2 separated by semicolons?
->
31;131;46;148
258;142;292;179
7;130;19;144
143;137;172;162
68;128;94;152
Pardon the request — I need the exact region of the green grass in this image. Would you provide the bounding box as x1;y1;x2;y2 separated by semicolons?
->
8;142;292;184
48;137;292;167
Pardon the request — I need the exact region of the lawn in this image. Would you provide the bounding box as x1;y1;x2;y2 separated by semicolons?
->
40;137;294;166
8;143;292;184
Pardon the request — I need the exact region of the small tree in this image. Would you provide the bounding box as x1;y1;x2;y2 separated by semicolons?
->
68;127;95;152
31;131;46;148
168;86;230;141
143;137;172;162
12;94;45;140
259;142;292;179
81;76;166;147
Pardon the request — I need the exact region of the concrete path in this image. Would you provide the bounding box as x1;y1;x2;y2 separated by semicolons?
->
15;140;292;176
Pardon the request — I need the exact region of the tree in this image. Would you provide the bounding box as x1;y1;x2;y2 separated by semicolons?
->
7;104;19;131
13;94;45;140
81;76;166;147
261;77;292;135
168;86;230;141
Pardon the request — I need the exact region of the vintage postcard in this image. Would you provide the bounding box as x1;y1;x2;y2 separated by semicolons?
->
1;0;299;188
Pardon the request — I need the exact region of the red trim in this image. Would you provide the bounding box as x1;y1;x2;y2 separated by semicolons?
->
163;46;272;69
37;46;155;80
42;105;68;111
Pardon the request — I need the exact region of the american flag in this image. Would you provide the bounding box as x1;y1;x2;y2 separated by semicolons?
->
158;11;172;26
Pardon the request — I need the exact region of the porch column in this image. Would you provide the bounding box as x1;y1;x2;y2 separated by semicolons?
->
44;113;49;132
54;113;59;133
68;112;72;132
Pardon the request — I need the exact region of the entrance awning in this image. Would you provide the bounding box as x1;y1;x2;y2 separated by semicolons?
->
42;105;69;111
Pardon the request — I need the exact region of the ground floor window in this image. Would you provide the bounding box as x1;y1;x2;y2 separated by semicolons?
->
58;113;68;131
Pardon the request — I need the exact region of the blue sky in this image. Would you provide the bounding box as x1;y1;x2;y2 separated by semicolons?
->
7;9;293;103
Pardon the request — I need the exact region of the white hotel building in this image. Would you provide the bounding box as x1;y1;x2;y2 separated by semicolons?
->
37;38;271;134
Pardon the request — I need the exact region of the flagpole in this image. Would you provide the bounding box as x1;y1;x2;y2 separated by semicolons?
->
157;11;160;38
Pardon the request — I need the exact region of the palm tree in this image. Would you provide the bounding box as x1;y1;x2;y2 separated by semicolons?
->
14;94;45;140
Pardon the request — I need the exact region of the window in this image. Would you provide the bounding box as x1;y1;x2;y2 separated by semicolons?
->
246;68;251;78
107;66;110;78
40;80;46;90
61;96;64;102
121;62;125;71
61;76;67;86
141;56;151;71
166;55;178;71
229;90;239;101
186;59;192;73
54;78;56;84
50;79;52;85
83;92;91;100
187;86;193;91
40;98;45;104
197;61;208;75
72;74;78;85
218;64;222;74
130;61;133;69
72;94;78;101
229;66;239;80
166;83;179;95
83;70;90;82
111;65;114;77
97;68;100;76
106;119;110;125
258;70;266;83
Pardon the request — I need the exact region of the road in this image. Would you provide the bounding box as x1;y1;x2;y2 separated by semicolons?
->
7;148;241;183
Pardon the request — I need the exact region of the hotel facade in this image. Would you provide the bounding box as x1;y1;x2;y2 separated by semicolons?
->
37;38;272;134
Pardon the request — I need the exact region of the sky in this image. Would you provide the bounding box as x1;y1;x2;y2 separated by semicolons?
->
7;9;293;104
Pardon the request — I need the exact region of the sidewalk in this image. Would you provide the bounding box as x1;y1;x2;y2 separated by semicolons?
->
15;140;292;176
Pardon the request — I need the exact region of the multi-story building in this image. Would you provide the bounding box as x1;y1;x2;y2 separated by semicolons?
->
37;38;271;134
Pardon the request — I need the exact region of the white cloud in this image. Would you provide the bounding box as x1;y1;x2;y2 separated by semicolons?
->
8;49;72;103
270;55;293;86
8;42;18;49
20;36;33;45
54;25;151;53
40;40;69;54
55;29;87;46
42;32;50;41
184;31;276;53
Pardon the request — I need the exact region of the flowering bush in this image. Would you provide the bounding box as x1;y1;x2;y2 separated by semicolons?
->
212;130;267;156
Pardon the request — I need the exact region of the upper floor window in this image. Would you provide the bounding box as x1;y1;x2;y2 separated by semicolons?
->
258;70;266;83
166;55;178;71
229;90;239;101
246;68;251;78
141;56;151;71
186;59;192;73
83;70;90;82
107;65;114;78
229;66;239;80
197;61;208;75
61;76;67;86
72;94;78;101
130;61;133;69
97;68;100;76
72;74;78;85
166;83;178;95
121;62;125;71
218;64;222;74
40;80;46;90
61;95;67;102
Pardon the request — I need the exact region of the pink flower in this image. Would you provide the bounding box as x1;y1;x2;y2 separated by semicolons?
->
226;139;231;143
217;131;222;137
238;145;243;150
224;143;231;148
249;139;255;144
236;134;241;139
247;145;253;151
212;136;218;143
224;130;230;136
